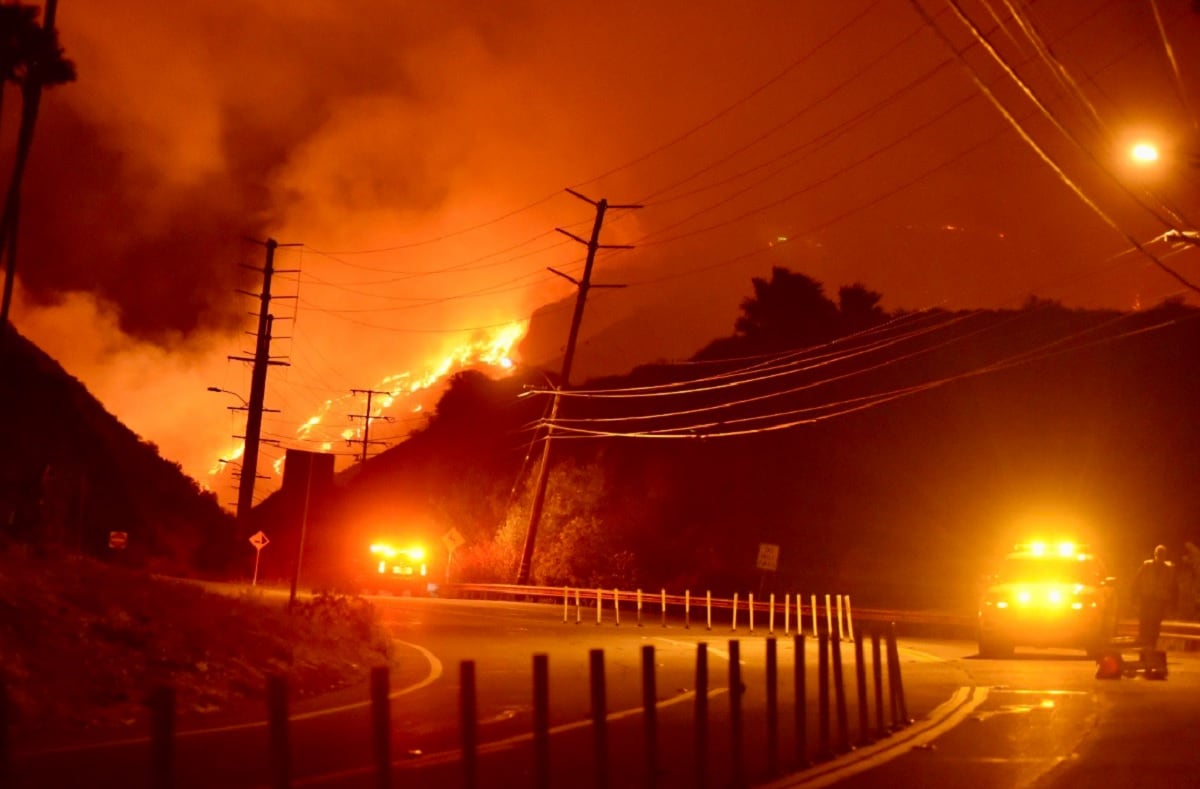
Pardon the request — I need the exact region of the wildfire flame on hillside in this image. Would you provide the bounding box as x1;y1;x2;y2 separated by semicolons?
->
209;321;526;481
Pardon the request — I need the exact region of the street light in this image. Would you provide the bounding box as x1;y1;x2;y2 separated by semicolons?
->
208;386;248;409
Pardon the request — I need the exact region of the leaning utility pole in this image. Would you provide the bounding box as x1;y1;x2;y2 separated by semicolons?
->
515;190;641;585
229;238;298;534
349;388;392;462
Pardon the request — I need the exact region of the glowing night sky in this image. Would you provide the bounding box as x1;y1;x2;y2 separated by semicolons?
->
6;0;1199;504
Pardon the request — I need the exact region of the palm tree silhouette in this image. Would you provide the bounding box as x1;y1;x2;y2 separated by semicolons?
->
0;0;75;326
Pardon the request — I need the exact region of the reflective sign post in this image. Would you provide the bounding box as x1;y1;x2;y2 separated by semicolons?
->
249;530;269;587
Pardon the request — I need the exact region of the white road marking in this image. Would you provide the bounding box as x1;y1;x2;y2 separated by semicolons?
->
16;638;443;757
759;685;992;788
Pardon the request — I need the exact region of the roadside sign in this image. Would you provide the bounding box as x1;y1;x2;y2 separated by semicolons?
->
248;531;269;587
756;542;780;572
108;531;128;550
442;527;465;554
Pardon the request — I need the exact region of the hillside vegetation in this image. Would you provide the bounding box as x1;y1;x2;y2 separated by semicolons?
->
251;271;1200;612
0;540;391;744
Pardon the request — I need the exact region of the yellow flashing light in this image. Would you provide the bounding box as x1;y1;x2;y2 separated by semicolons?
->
406;546;426;562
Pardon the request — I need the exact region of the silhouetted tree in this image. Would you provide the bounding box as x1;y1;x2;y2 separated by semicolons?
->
837;283;886;334
734;267;840;349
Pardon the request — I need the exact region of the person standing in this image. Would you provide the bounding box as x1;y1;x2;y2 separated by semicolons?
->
1132;545;1177;648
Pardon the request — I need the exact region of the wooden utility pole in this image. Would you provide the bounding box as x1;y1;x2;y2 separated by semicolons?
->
349;388;392;462
0;0;70;327
514;190;641;585
229;238;297;535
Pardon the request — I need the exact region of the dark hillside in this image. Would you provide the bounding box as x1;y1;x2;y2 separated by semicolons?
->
248;291;1200;615
0;325;233;570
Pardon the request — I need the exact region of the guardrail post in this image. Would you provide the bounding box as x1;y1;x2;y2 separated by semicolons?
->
731;593;739;632
769;593;776;635
810;594;818;637
831;630;849;753
533;655;550;789
706;591;712;631
695;643;709;789
793;634;808;768
596;588;603;626
784;593;790;636
854;630;870;747
825;594;833;639
268;675;290;789
662;589;668;628
590;649;609;789
371;667;390;789
642;645;658;787
749;593;755;633
886;623;909;729
836;595;845;642
729;639;744;787
563;587;569;623
685;590;691;629
637;589;644;627
845;595;855;643
148;685;174;789
765;638;779;776
817;631;831;762
614;589;621;627
872;626;885;739
576;588;582;624
461;661;478;789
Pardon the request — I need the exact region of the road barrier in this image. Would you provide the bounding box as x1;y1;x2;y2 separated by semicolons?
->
11;622;912;789
543;584;860;640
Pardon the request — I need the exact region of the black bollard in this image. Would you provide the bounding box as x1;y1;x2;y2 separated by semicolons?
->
817;631;831;761
695;643;709;789
461;661;479;789
148;685;175;789
729;639;745;787
370;667;390;789
765;638;779;776
643;645;659;788
886;623;909;728
854;630;870;747
590;649;609;789
267;675;290;789
534;655;551;789
793;634;809;768
831;633;849;753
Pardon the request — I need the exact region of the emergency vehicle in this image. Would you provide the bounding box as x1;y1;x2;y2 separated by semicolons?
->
360;541;430;596
977;541;1118;658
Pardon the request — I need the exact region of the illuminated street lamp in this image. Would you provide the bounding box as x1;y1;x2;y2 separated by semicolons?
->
207;385;248;410
1130;141;1160;165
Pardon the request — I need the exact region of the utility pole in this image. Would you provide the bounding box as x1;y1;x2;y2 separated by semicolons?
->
515;189;641;585
349;388;392;462
229;238;298;536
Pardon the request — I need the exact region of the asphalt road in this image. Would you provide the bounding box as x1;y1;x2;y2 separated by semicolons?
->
10;595;1200;788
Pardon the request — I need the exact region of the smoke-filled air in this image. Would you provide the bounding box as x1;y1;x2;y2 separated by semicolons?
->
7;0;1199;504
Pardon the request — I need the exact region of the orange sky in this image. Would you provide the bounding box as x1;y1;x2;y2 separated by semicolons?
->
7;0;1200;505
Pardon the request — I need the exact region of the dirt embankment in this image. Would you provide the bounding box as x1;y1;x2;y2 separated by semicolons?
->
0;544;393;743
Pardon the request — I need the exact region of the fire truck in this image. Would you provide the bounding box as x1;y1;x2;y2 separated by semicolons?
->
360;541;430;596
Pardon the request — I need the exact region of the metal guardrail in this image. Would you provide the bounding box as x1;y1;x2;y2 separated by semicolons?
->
440;582;1200;646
